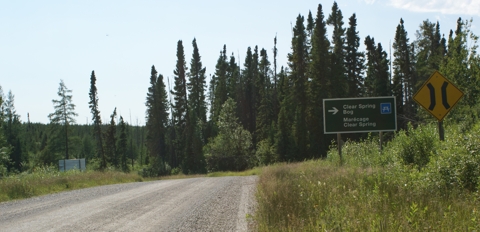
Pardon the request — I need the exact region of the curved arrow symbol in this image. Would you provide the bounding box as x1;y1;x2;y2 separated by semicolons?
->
328;107;339;115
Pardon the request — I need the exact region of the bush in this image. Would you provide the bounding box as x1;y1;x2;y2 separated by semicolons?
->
203;99;254;172
426;123;480;192
386;123;438;170
255;139;277;166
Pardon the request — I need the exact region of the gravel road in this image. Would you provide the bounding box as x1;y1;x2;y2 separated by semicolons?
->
0;176;258;232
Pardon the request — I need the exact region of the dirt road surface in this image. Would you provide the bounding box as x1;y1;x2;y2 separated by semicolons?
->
0;176;258;232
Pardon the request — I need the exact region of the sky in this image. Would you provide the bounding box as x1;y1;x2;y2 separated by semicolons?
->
0;0;478;125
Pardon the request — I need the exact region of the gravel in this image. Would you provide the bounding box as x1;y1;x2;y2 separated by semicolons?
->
0;176;258;232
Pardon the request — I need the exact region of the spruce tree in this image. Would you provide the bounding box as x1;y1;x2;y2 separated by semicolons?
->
186;38;207;174
364;36;390;97
3;91;24;172
48;80;77;160
308;4;330;158
393;18;416;129
345;13;365;98
288;14;309;160
104;108;117;168
327;1;347;98
145;66;170;174
255;48;273;143
414;20;445;85
88;71;105;169
241;47;255;133
171;40;191;172
212;46;228;122
118;116;129;172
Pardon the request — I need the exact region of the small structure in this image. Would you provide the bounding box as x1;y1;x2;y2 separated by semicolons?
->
58;159;86;172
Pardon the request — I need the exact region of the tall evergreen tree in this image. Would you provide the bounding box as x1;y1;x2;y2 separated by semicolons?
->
327;1;347;98
171;40;191;172
145;66;170;174
186;38;207;174
240;47;255;134
308;4;330;158
48;80;77;160
88;71;105;169
414;20;445;86
212;46;228;123
345;13;365;97
187;38;207;124
104;108;117;168
288;14;309;160
393;18;416;129
117;116;129;172
275;66;294;161
3;91;24;172
364;36;391;97
255;48;273;143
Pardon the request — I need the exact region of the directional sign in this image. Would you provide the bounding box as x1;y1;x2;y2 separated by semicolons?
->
413;71;464;121
323;97;397;134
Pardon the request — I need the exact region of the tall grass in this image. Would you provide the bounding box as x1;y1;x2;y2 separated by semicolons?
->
255;122;480;231
255;161;479;231
0;166;143;203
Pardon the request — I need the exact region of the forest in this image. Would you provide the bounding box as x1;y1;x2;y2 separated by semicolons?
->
1;1;479;177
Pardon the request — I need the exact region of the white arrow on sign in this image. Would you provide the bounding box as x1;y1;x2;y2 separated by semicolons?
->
328;107;339;115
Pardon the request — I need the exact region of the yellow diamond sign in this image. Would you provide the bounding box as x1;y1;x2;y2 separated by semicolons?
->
413;71;464;121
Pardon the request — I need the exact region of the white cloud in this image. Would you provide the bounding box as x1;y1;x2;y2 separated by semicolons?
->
363;0;377;4
389;0;480;15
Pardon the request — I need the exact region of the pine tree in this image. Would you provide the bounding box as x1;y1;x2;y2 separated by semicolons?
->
364;36;390;97
3;91;24;172
327;1;347;98
255;48;273;143
104;108;117;168
414;20;445;86
0;87;10;176
308;4;330;158
288;14;309;160
88;71;105;169
241;47;255;133
118;116;129;172
145;66;170;174
212;46;228;122
187;38;207;124
48;80;78;160
186;38;207;174
171;40;191;172
275;67;294;161
393;18;416;129
345;13;365;97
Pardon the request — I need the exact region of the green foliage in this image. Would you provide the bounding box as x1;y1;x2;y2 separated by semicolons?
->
425;123;480;192
255;139;277;166
255;160;480;231
386;123;438;169
48;80;78;160
0;167;143;202
204;98;254;172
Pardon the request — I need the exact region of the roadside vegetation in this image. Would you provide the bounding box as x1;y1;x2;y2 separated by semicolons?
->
0;166;144;203
254;121;480;231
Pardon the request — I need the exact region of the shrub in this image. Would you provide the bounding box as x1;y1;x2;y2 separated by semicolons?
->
386;123;438;170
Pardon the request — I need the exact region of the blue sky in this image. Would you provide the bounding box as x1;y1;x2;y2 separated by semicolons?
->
0;0;478;125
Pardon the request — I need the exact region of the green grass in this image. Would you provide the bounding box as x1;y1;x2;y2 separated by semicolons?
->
255;160;480;231
0;167;144;203
0;166;262;203
207;167;262;177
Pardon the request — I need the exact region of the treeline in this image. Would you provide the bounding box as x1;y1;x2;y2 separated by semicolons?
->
1;2;479;176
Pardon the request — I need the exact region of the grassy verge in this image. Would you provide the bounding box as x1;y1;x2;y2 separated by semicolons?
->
0;166;262;203
0;167;144;203
207;167;262;177
255;160;479;231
